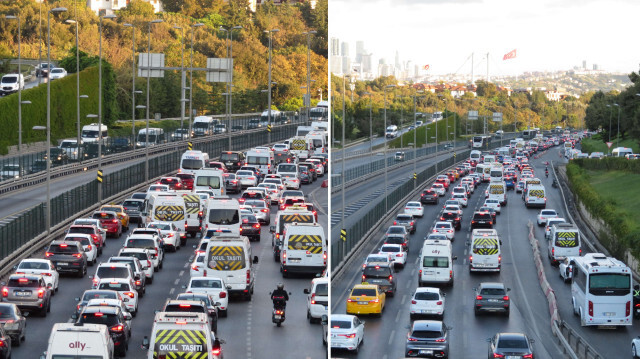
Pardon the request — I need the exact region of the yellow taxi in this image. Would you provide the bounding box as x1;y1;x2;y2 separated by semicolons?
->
345;283;386;315
99;204;130;230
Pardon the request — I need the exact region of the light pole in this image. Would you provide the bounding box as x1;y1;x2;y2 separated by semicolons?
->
189;23;204;139
303;30;317;123
65;17;83;162
173;25;185;131
43;6;67;234
97;14;116;202
383;84;396;211
606;103;614;152
614;103;620;149
5;14;23;151
144;19;163;181
219;25;242;150
341;74;349;255
413;90;425;187
265;29;279;145
123;23;137;143
362;91;373;160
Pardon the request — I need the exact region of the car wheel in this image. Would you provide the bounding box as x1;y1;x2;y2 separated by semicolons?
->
221;309;228;318
154;266;159;273
474;308;480;316
159;261;163;270
409;313;415;321
146;276;153;284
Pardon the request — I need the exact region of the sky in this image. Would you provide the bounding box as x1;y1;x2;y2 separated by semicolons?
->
330;0;640;77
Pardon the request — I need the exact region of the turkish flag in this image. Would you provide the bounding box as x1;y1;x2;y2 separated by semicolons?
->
503;49;516;60
423;64;430;70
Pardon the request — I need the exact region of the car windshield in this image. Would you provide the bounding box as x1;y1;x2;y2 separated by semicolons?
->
385;237;405;245
387;227;404;234
190;279;222;289
411;330;443;339
7;278;39;287
480;287;505;295
363;266;391;277
18;261;49;270
423;256;448;268
315;283;328;296
435;223;450;229
96;267;129;278
331;320;351;329
497;337;529;349
415;292;440;301
148;223;171;230
380;246;400;253
0;305;15;318
82;291;117;301
98;282;130;291
79;312;118;326
208;209;239;225
351;288;376;296
126;238;155;249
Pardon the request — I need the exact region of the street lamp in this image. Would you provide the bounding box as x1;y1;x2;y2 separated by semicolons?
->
43;6;67;234
123;23;137;143
362;91;373;160
65;18;83;161
173;25;186;131
144;19;163;181
383;84;396;211
219;25;242;150
413;90;425;188
265;29;279;145
188;23;204;140
302;30;317;123
5;14;23;151
97;13;116;202
614;103;621;149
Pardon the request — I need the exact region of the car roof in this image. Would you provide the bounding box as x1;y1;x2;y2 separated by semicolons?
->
412;320;443;331
331;314;356;321
352;284;378;290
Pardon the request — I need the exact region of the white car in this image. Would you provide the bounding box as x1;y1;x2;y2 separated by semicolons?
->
545;218;567;239
379;244;407;267
431;183;446;196
451;193;468;207
185;277;230;317
361;253;392;270
632;337;640;359
14;259;59;294
147;184;170;193
537;209;558;226
409;287;445;320
63;233;98;265
404;201;424;218
236;170;258;187
49;67;67;80
190;252;206;277
257;183;281;205
330;314;364;353
558;257;575;283
147;221;181;251
461;179;475;193
272;143;289;152
117;248;154;284
443;204;463;216
96;278;139;316
483;199;501;214
432;221;455;240
263;178;285;190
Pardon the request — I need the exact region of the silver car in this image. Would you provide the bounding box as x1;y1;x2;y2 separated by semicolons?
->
473;282;510;316
243;199;271;224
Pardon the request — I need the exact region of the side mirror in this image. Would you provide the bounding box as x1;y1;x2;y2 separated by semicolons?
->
253;256;259;264
634;284;639;291
74;297;80;301
214;302;222;307
529;338;535;343
124;312;132;320
47;283;52;289
40;353;46;359
321;314;328;325
12;265;17;270
134;275;141;281
123;298;129;302
181;285;187;289
89;275;94;279
288;292;292;295
507;288;511;292
270;226;275;233
142;336;150;350
154;309;160;314
226;285;232;290
303;288;310;294
486;338;492;343
452;256;458;261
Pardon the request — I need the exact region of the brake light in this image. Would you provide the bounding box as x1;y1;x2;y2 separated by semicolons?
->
113;220;118;224
407;337;418;342
311;293;316;305
38;288;45;298
476;295;482;300
94;312;104;317
212;348;221;356
493;353;505;358
219;291;227;299
362;275;366;281
45;252;53;257
588;300;593;317
627;301;631;317
522;355;533;359
1;288;8;297
469;255;473;263
72;253;83;258
192;265;199;271
503;296;509;301
435;338;445;342
60;243;68;248
110;324;124;332
125;292;135;298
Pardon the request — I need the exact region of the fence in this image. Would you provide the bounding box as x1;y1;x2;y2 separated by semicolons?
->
0;122;298;262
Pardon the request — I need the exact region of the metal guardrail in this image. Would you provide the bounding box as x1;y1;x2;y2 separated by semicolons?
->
0;123;298;267
0;120;302;196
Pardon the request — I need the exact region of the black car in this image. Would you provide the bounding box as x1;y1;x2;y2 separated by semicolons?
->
478;206;497;224
110;137;133;152
49;147;69;165
76;306;130;356
440;211;461;231
82;143;110;160
0;303;25;346
471;211;494;229
488;332;535;359
45;241;87;277
362;263;396;295
29;159;49;174
121;199;145;224
299;162;317;182
219;151;245;172
405;320;450;358
420;189;439;205
240;214;261;242
0;325;11;359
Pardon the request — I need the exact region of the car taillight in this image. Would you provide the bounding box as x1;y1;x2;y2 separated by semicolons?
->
110;324;124;332
396;253;403;257
38;288;45;298
362;275;366;281
45;252;53;257
627;301;631;317
219;291;227;298
588;300;593;317
311;293;316;305
469;255;473;263
407;337;418;342
73;253;83;258
125;292;135;298
113;219;118;224
135;280;142;286
435;338;445;342
493;353;505;358
212;348;221;356
476;295;482;300
1;288;8;297
522;355;533;359
344;333;356;338
147;260;152;268
370;298;379;303
503;296;509;301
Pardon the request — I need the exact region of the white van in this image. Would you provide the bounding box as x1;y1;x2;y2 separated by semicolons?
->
204;233;258;299
306;130;327;153
136;128;165;148
203;198;240;235
142;312;222;359
81;123;108;144
41;323;114;359
487;181;507;205
385;125;398;138
246;148;275;175
276;163;301;189
145;193;188;242
475;163;490;182
193;116;216;137
180;150;210;175
280;223;327;277
59;139;81;161
524;184;546;208
0;73;24;95
483;154;496;164
194;169;225;196
271;207;316;261
548;223;581;265
469;229;501;272
469;150;482;163
612;147;633;158
489;164;504;183
418;239;456;287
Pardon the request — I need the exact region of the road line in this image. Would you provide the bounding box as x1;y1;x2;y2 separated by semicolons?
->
401;294;407;304
173;278;180;285
183;263;188;268
178;270;184;277
388;330;395;345
395;309;402;322
169;287;175;295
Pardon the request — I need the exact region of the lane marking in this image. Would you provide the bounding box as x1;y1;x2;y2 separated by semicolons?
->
395;308;402;322
169;287;175;295
401;294;407;305
173;278;180;285
388;330;395;345
178;270;184;277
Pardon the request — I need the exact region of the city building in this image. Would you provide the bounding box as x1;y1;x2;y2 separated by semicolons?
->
87;0;162;15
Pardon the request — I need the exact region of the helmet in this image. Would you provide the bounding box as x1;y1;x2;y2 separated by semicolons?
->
277;283;284;290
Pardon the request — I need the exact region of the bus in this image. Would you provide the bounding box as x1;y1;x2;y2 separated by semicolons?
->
522;129;537;140
472;136;490;149
571;253;632;327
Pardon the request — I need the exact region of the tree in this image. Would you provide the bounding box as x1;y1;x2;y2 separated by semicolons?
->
117;0;155;17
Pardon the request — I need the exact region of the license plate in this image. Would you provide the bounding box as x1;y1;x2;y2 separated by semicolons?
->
506;356;520;359
419;350;433;355
421;310;433;314
358;301;368;305
274;315;281;320
289;259;300;263
242;225;251;229
57;262;68;266
488;299;499;303
15;291;29;297
603;312;615;316
371;279;382;283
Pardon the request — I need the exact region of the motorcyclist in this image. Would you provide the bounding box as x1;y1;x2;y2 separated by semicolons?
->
271;283;289;309
545;166;549;178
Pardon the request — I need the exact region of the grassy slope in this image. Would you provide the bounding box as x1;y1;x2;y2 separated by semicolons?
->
581;133;639;154
585;169;640;233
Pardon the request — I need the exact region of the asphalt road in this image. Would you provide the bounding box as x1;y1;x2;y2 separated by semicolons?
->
9;172;328;359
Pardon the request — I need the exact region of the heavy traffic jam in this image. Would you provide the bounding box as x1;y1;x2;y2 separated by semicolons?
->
331;131;638;358
0;123;329;359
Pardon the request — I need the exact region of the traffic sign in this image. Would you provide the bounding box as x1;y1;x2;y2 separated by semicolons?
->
96;170;103;183
606;142;613;149
341;229;347;242
492;112;502;122
468;111;478;120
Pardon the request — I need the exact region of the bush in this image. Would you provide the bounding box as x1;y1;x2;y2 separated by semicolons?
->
573;157;640;173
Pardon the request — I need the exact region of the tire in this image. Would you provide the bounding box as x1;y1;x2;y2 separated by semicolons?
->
146;276;153;284
474;308;479;316
154;266;159;273
159;261;163;270
276;322;281;327
221;309;228;318
409;313;415;321
39;304;47;317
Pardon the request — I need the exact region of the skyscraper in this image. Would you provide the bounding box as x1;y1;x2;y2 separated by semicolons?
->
395;50;401;73
356;41;365;63
330;37;340;57
341;42;350;58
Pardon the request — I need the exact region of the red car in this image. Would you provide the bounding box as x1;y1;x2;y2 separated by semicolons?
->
67;224;105;253
435;178;449;189
208;161;228;173
91;211;122;238
158;177;183;190
176;173;194;190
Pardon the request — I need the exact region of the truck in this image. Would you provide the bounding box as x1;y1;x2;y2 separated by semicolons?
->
193;116;216;137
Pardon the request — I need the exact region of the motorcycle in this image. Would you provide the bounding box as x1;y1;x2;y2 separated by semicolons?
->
270;292;291;327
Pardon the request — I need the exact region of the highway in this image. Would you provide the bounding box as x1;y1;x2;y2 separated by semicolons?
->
9;170;328;359
330;144;640;358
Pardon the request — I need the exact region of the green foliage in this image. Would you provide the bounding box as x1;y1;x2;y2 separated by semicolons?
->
118;0;156;17
199;13;225;29
0;67;101;154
